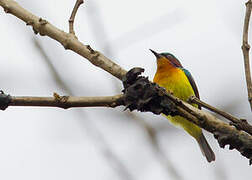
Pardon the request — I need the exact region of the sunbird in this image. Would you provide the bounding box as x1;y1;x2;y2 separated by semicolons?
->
150;49;215;163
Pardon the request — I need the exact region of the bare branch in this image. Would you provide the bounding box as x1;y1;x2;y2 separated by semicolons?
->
189;96;252;136
122;68;252;164
0;0;127;80
69;0;83;35
242;0;252;111
2;93;124;109
167;93;252;165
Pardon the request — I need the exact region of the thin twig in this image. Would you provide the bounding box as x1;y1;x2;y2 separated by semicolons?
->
189;96;240;122
242;0;252;111
189;96;252;136
8;94;124;109
69;0;83;35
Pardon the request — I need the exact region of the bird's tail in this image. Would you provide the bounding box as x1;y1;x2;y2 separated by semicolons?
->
196;133;215;163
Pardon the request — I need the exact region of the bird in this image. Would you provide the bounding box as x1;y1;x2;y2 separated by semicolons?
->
150;49;215;163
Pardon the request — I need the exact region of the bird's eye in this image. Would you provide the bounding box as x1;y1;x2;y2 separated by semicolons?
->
165;54;173;59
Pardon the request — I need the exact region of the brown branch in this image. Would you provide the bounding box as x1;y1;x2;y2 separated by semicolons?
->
175;100;252;164
189;96;252;136
122;68;252;164
6;93;124;109
69;0;83;35
0;0;127;80
1;62;252;164
242;0;252;111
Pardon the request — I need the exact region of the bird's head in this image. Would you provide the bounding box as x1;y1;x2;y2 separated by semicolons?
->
149;49;183;68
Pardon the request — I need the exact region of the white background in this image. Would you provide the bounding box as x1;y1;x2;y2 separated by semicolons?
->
0;0;251;179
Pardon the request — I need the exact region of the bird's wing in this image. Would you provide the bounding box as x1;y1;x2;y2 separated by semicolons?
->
182;68;201;109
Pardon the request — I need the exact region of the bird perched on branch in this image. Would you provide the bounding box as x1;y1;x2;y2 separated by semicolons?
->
150;49;215;163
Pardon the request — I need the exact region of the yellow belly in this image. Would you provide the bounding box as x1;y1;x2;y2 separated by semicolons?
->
154;68;202;139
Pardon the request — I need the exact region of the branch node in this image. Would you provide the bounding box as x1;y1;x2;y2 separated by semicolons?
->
86;45;100;60
242;43;251;50
86;45;95;54
53;92;69;109
39;17;47;26
53;92;69;102
32;18;48;35
0;90;11;110
38;18;48;36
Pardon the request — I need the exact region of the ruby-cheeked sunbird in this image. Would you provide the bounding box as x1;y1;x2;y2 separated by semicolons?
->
150;49;215;163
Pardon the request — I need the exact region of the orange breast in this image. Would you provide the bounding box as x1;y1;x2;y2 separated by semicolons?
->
153;57;180;86
153;58;195;101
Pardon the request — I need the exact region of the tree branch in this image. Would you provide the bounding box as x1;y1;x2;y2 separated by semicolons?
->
0;92;124;109
0;0;127;80
1;68;252;166
69;0;83;35
122;68;252;164
189;96;252;136
242;0;252;111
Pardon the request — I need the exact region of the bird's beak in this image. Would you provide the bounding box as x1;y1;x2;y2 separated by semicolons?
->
149;49;162;59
